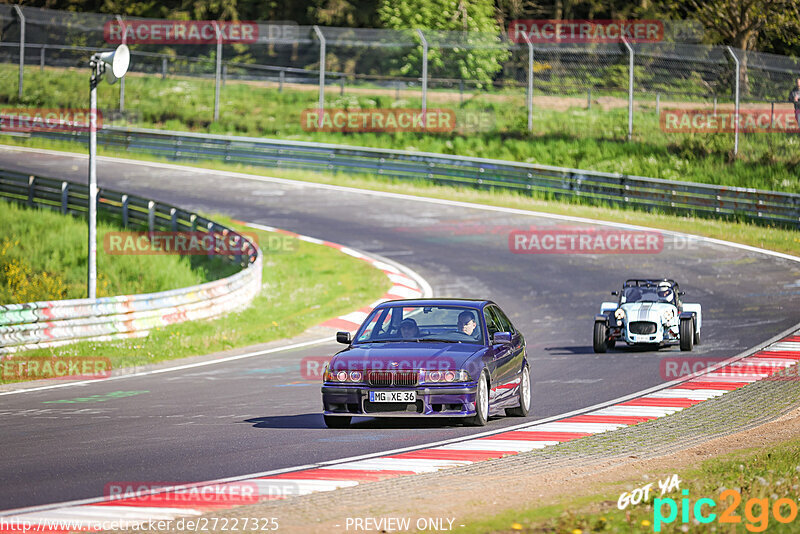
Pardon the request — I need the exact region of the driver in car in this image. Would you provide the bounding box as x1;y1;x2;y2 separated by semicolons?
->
657;283;675;304
399;318;420;339
457;311;479;339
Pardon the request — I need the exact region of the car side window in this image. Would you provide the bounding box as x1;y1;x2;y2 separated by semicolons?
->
484;307;503;338
491;306;515;334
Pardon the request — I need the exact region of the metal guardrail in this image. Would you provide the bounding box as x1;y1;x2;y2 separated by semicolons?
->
0;169;262;354
8;124;800;228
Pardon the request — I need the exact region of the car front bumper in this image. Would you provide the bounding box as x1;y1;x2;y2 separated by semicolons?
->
321;384;478;418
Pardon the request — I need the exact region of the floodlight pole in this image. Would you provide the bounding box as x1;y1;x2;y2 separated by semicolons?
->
88;58;100;300
621;37;634;141
213;21;222;122
13;6;25;99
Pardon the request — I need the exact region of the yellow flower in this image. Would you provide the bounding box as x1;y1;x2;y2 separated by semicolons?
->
511;523;523;531
641;520;651;527
572;530;582;534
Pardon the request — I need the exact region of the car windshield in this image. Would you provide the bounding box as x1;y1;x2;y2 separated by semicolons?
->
354;305;485;345
621;285;675;304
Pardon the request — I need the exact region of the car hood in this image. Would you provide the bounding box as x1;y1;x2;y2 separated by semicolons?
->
621;301;676;322
331;342;486;371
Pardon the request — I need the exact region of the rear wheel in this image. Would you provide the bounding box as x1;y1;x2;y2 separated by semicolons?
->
694;330;701;345
467;373;489;426
680;318;695;352
506;365;531;417
593;321;608;353
323;415;351;428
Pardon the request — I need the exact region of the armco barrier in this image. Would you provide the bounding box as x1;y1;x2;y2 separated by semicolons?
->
0;169;262;354
6;123;800;228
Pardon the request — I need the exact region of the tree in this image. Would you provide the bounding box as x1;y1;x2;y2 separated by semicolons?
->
378;0;509;87
665;0;800;95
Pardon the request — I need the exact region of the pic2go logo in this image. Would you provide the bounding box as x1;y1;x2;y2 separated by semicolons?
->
654;489;799;532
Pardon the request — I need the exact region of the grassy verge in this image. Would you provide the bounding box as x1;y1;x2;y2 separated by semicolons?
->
2;135;798;256
1;64;798;193
0;201;233;303
0;212;391;384
458;436;800;533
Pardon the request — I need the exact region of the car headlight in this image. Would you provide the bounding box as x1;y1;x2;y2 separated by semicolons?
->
614;308;625;321
323;365;364;383
661;308;675;323
422;369;470;384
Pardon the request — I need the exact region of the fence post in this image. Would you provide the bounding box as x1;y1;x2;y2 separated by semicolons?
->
656;93;660;116
416;29;428;128
523;32;533;132
61;182;68;214
726;46;740;156
313;25;326;128
148;201;156;233
621;37;634;141
121;194;129;227
587;88;591;110
162;57;168;79
40;45;46;71
27;175;35;207
279;69;285;92
213;21;222;122
222;64;227;87
116;15;126;113
340;75;344;96
13;6;25;100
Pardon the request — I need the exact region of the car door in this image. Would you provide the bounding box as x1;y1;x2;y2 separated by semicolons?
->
484;306;518;407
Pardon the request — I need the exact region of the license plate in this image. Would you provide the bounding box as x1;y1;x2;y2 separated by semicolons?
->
369;391;417;403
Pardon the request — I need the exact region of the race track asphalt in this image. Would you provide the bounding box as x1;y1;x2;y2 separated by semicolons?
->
1;147;798;511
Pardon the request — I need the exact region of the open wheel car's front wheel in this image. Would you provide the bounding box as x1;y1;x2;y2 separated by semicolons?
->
680;317;695;352
593;321;608;353
467;373;489;426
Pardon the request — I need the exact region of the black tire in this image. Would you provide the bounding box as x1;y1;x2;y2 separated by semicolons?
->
694;330;701;346
506;365;531;417
466;373;489;426
593;321;608;353
680;318;695;352
323;415;351;428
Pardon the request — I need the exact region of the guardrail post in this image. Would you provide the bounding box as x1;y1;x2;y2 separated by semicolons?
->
121;194;129;227
522;32;533;132
190;213;197;231
27;175;35;207
621;37;634;141
162;58;168;79
279;69;284;92
213;21;222;122
416;29;428;128
40;45;46;72
313;26;326;128
170;207;178;231
13;6;25;100
207;221;215;258
61;182;68;214
726;46;740;156
148;200;155;233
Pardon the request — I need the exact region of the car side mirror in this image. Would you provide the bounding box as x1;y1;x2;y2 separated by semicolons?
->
336;331;352;344
611;291;619;296
492;332;513;345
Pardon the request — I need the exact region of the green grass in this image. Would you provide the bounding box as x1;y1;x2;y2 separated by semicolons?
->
0;201;232;303
457;436;800;533
0;209;391;383
2;64;799;193
2;135;798;257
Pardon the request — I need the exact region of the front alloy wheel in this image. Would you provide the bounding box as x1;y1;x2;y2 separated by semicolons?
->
506;365;530;417
467;373;489;426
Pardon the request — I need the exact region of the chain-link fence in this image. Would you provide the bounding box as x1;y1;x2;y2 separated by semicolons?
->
1;5;800;163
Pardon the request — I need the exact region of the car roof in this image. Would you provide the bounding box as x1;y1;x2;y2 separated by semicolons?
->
373;298;492;310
